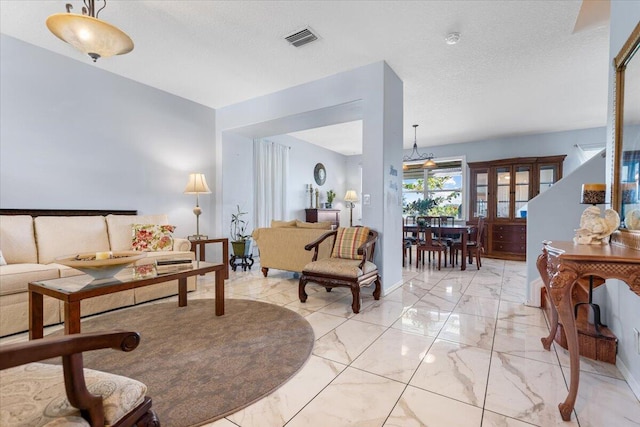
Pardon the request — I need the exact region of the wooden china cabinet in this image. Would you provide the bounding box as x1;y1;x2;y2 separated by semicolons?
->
468;155;566;260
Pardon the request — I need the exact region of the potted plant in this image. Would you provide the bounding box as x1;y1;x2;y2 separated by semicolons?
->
230;205;252;256
326;190;336;208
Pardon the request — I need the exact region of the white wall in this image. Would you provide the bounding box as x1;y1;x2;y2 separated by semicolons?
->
268;134;350;225
601;0;640;396
525;151;606;306
0;35;216;242
215;61;403;292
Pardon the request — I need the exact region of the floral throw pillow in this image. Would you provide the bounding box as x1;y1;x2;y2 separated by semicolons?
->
131;224;175;252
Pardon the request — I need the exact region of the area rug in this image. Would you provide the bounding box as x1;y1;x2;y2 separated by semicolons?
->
49;299;315;426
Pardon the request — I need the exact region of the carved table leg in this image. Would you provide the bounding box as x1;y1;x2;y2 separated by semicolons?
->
299;277;308;303
536;252;557;350
553;270;580;422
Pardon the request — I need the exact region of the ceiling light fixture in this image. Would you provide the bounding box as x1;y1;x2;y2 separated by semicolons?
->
46;0;134;62
445;32;461;45
403;124;437;169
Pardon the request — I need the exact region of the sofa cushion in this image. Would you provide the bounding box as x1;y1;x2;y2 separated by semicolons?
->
0;264;60;296
0;362;147;426
331;227;370;260
105;214;170;251
131;224;175;252
271;219;297;228
34;217;111;265
302;258;377;278
0;250;6;266
295;220;332;229
0;215;38;264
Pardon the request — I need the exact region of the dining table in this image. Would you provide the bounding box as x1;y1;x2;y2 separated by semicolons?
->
403;224;473;270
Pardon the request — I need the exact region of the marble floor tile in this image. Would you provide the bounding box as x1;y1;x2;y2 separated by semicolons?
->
384;385;483;427
568;368;640;427
453;294;500;319
498;300;548;328
464;282;502;299
485;352;578;426
554;346;625;380
482;410;538;427
286;367;405;427
391;301;452;337
417;292;458;312
493;319;560;365
409;338;491;407
226;355;346;427
384;285;427;306
401;276;436;291
305;311;348;339
312;318;387;364
438;312;496;350
351;328;435;383
428;285;465;304
354;299;408;327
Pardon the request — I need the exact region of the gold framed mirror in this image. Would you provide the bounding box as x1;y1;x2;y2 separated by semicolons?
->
613;22;640;232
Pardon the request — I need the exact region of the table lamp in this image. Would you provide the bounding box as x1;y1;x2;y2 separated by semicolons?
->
344;190;358;227
184;173;211;240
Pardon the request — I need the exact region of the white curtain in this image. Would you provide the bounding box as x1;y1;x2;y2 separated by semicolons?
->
253;139;289;228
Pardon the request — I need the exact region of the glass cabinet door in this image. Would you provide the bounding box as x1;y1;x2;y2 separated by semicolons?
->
495;167;511;218
538;164;558;195
514;165;531;218
473;170;489;218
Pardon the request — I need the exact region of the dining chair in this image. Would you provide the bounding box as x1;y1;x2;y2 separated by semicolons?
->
450;217;486;269
403;218;413;266
416;226;447;270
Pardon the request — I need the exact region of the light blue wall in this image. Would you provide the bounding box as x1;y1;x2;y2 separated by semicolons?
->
0;34;216;239
600;0;640;394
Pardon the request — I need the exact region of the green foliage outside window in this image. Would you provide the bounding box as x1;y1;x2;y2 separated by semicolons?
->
403;175;461;217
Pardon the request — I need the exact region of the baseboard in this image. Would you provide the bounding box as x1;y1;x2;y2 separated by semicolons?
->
617;356;640;400
382;278;403;297
525;277;543;307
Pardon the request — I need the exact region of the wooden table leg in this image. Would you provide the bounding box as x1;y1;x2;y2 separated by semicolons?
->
223;241;229;279
537;252;558;350
64;301;81;334
460;230;467;271
29;291;43;340
178;277;187;307
215;269;224;316
554;274;580;421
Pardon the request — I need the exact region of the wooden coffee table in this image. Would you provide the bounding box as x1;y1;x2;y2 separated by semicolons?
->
29;261;225;339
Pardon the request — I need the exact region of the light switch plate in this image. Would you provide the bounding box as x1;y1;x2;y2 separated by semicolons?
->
363;194;371;205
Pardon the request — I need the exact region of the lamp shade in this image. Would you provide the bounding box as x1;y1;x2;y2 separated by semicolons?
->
581;183;605;204
344;190;359;202
46;13;134;61
184;173;211;194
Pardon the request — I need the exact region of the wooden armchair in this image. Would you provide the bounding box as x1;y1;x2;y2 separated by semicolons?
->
299;227;381;313
0;331;159;427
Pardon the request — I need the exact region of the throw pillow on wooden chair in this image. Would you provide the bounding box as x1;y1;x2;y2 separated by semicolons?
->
0;331;159;427
299;226;381;313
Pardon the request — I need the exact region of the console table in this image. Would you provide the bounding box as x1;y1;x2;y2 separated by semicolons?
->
305;208;340;228
536;240;640;421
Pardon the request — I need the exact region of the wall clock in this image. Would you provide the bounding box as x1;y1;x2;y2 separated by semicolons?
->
314;163;326;186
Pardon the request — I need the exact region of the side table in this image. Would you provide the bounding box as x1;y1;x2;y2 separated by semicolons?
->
189;238;229;279
229;254;254;272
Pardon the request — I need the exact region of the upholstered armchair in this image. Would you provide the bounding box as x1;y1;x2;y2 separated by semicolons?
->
299;227;381;313
0;330;159;427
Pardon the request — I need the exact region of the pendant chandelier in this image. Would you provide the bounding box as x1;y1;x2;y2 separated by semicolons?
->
46;0;134;62
403;124;436;168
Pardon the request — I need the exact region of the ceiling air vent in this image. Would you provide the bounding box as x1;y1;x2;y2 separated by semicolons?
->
285;28;318;47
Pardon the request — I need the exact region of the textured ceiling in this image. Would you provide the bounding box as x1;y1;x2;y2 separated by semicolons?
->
0;1;610;155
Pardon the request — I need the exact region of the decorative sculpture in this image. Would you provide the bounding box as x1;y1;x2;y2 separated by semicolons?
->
573;206;620;245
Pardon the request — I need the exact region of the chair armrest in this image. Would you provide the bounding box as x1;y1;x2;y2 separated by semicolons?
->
0;330;140;369
304;230;337;261
1;330;141;426
357;232;378;267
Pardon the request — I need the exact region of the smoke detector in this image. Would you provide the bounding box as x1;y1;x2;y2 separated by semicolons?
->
285;27;319;47
445;32;461;45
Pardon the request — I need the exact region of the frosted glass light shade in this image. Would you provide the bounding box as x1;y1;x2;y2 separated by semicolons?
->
344;190;359;202
184;173;212;194
46;13;133;61
423;158;437;168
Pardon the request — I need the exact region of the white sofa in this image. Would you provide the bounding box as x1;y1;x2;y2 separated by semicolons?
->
0;213;195;337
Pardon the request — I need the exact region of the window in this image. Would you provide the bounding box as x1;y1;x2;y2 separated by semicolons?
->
403;160;463;219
